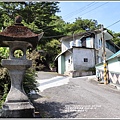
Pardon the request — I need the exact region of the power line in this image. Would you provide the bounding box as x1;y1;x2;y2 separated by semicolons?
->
81;2;108;17
43;2;106;33
62;1;97;20
43;3;99;32
45;2;108;31
62;2;95;17
41;2;96;31
44;2;108;32
68;2;109;22
43;2;120;39
106;19;120;28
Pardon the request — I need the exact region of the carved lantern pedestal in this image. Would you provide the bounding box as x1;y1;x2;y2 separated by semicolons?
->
0;16;43;118
1;41;34;118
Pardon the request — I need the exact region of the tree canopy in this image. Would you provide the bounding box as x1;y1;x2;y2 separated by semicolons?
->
0;2;62;43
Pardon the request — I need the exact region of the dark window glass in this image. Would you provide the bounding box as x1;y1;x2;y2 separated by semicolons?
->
84;58;88;62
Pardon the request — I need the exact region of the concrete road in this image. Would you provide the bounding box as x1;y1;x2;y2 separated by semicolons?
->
33;72;120;118
36;71;65;80
36;71;70;92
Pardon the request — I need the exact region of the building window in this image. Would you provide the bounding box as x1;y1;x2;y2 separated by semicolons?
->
84;58;88;62
68;59;70;63
99;39;101;45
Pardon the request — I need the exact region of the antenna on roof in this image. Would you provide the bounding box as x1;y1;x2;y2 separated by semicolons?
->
93;20;98;28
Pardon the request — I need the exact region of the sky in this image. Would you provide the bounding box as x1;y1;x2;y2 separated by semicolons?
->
56;1;120;33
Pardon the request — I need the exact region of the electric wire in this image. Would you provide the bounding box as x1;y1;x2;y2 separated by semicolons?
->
68;2;109;22
106;19;120;29
41;2;97;31
43;2;108;32
43;2;110;38
62;1;97;20
42;2;120;39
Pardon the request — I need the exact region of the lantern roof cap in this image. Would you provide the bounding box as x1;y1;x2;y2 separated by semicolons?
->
0;15;43;48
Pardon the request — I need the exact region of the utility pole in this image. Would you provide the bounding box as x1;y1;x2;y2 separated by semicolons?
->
101;24;108;85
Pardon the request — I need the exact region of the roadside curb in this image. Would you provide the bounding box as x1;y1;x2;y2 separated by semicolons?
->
109;83;120;90
87;75;120;91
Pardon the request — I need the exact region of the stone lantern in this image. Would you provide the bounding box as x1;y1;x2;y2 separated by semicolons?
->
0;16;43;117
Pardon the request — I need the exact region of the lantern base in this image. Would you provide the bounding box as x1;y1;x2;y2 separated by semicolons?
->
1;102;35;118
1;59;34;118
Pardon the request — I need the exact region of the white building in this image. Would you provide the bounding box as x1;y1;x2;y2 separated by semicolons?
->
96;50;120;87
55;29;120;77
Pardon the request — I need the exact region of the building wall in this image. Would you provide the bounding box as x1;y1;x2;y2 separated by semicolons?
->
86;37;94;48
94;33;102;49
108;58;120;73
109;71;120;85
61;32;115;65
61;39;72;52
96;58;120;86
94;33;118;64
94;33;103;64
65;51;73;72
96;58;120;73
73;47;95;71
62;36;95;52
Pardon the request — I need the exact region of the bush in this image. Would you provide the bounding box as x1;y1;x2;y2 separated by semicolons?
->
24;68;39;94
0;84;8;108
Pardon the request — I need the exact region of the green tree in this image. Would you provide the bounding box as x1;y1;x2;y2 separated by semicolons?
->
107;29;120;47
112;32;120;47
44;39;61;68
49;15;67;35
64;17;99;35
0;2;60;42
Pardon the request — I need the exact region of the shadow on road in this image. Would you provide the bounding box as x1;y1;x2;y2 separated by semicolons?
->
33;101;78;118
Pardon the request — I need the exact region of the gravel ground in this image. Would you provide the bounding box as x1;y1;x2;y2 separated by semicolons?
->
32;72;120;118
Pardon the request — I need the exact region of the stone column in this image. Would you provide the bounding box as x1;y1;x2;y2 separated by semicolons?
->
1;41;35;118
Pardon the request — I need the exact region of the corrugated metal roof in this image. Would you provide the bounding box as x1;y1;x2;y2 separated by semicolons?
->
59;31;95;42
107;50;120;60
96;50;120;67
59;28;113;42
